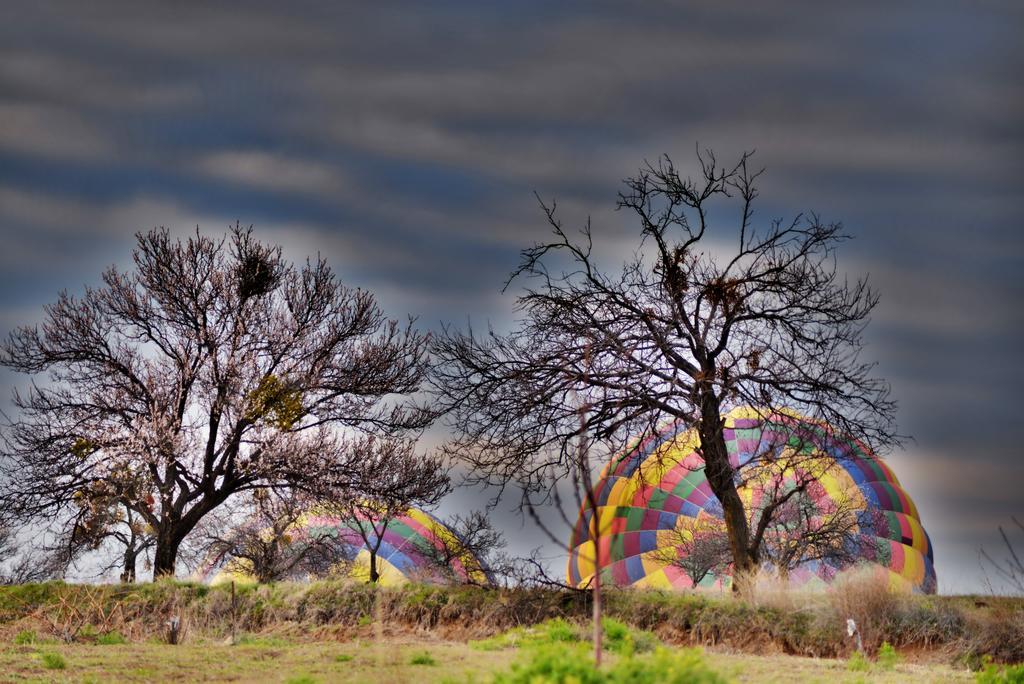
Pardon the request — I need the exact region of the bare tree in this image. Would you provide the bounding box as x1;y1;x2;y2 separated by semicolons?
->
0;515;70;585
197;488;347;583
640;443;864;590
418;510;508;586
651;516;732;588
750;469;864;584
41;487;157;583
0;227;433;578
322;436;451;583
981;517;1024;595
433;149;896;594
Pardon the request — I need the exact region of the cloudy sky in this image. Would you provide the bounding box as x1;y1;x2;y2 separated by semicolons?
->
1;1;1021;593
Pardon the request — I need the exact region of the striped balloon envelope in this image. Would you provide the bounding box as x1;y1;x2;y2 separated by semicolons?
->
567;407;936;593
197;507;492;587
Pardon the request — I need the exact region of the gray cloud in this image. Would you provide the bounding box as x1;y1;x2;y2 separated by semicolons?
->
0;103;114;161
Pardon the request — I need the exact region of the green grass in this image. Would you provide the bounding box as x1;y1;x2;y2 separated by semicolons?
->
0;639;516;683
12;630;36;645
705;651;973;683
494;642;726;684
469;616;659;656
0;637;975;683
469;618;579;651
235;634;292;648
96;631;128;645
40;651;66;670
409;651;436;666
847;650;870;672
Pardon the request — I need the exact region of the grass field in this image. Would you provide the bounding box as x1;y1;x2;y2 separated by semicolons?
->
2;580;1019;682
0;637;975;683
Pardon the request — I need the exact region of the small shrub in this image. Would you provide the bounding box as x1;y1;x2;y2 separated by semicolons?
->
602;617;658;654
609;647;727;684
97;631;127;645
493;642;603;684
965;607;1024;665
628;628;660;655
357;614;373;627
41;652;67;670
13;630;36;645
603;617;630;644
410;651;436;666
543;618;580;644
886;599;966;646
335;654;354;662
285;676;317;684
847;650;869;672
976;662;1024;683
877;641;900;670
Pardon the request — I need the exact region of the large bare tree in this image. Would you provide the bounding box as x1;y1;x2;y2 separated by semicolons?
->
0;227;433;578
433;150;897;593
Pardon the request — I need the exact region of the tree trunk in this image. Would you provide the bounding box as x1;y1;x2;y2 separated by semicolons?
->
368;549;379;583
580;386;602;667
152;529;182;579
120;550;137;583
592;538;603;667
587;477;603;666
697;391;757;594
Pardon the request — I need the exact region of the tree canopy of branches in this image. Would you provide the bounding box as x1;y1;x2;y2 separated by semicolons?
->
981;517;1024;595
748;464;864;583
418;510;508;586
0;226;433;579
651;516;732;588
321;436;450;583
0;515;69;585
198;488;346;583
434;150;896;592
60;498;155;583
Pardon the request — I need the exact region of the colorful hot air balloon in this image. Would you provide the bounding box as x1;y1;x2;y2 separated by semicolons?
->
567;407;936;593
197;507;493;587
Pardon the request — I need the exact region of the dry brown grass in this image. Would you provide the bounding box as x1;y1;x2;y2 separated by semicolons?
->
827;568;907;652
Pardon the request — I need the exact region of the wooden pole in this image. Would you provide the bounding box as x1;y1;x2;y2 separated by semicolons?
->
579;343;601;666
